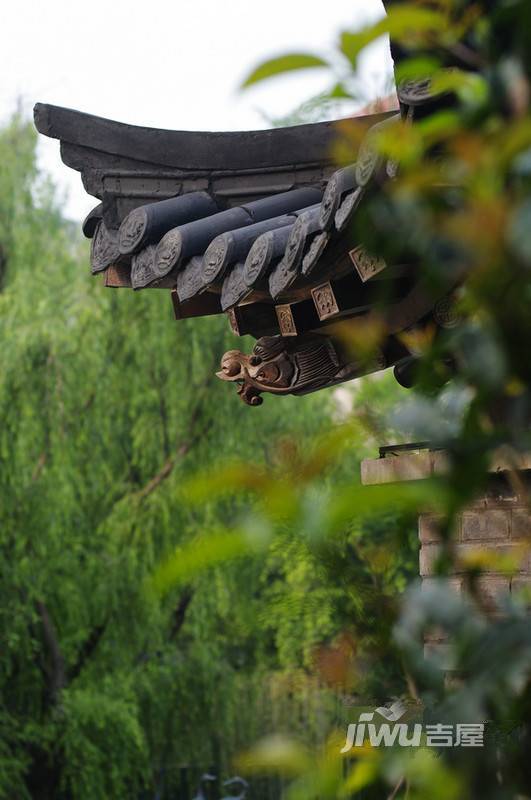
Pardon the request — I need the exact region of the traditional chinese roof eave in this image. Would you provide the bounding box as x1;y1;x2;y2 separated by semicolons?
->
34;102;394;194
34;89;462;405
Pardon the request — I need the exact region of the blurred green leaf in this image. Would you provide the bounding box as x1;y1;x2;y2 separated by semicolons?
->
328;81;354;100
325;479;450;536
183;460;270;503
241;53;330;89
146;528;255;597
236;734;311;777
340;5;451;68
431;68;488;105
403;747;463;800
339;757;379;795
395;55;442;84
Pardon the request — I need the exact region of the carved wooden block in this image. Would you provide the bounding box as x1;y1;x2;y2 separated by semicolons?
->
311;282;340;320
349;246;388;282
275;305;297;336
275;299;321;337
311;273;376;321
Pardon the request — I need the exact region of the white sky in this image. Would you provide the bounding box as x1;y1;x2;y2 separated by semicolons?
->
2;0;392;221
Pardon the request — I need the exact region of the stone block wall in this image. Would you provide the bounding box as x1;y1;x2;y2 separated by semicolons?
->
361;450;531;619
419;476;530;611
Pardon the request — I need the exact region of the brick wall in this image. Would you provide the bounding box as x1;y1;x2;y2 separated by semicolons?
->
362;452;530;667
419;475;530;613
361;451;530;619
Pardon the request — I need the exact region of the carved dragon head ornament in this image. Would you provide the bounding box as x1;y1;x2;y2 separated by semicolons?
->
217;334;341;406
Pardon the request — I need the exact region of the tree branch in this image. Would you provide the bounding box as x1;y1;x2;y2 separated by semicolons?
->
135;421;211;502
135;387;212;503
136;456;176;502
36;601;66;706
169;588;194;641
31;452;47;482
68;620;108;683
135;588;194;666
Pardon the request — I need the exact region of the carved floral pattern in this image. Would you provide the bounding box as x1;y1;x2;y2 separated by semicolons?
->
176;257;204;301
227;308;240;335
131;245;158;289
398;77;435;105
221;266;249;310
283;219;305;269
355;139;380;187
434;296;460;328
335;188;363;232
203;237;229;280
319;173;340;230
312;283;339;320
301;231;330;276
276;306;297;336
244;233;273;286
118;207;147;254
349;246;387;282
91;222;121;273
269;259;297;300
154;230;182;277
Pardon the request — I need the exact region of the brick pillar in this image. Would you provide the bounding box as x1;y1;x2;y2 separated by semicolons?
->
361;449;531;625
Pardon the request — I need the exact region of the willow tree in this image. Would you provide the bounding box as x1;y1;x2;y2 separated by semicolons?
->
1;115;385;798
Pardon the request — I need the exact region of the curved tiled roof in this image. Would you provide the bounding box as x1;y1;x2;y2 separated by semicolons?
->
35;102;404;320
34;78;460;403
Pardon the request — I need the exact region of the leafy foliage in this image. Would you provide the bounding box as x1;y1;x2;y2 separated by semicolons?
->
242;53;330;88
150;0;531;797
3;0;531;795
0;116;409;797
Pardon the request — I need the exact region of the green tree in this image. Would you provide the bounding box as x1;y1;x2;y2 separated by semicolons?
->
0;112;409;799
149;0;531;797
